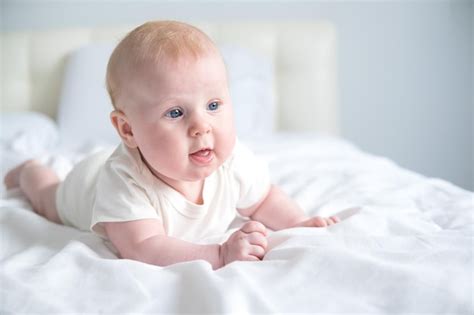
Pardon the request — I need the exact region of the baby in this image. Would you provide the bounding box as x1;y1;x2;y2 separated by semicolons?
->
4;21;339;269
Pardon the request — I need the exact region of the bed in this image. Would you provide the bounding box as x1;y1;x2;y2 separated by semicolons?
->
1;21;472;314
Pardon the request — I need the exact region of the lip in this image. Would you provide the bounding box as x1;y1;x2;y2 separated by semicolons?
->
189;148;214;165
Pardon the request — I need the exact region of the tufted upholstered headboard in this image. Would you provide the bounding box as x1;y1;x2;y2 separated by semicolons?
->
0;21;339;134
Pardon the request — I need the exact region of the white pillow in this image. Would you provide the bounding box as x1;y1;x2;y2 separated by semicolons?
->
56;43;118;149
220;44;275;139
56;42;275;148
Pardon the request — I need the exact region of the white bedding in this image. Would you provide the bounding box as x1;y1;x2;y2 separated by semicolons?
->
1;132;472;313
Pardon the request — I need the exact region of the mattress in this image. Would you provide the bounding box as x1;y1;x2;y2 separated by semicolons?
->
1;132;472;313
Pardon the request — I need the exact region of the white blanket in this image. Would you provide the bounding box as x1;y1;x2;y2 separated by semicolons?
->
1;134;472;313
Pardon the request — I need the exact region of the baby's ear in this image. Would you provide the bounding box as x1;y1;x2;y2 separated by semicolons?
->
110;110;138;148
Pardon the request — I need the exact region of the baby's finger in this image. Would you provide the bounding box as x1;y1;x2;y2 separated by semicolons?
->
241;221;267;235
247;232;268;249
330;216;340;223
309;216;327;227
245;255;261;262
248;245;266;260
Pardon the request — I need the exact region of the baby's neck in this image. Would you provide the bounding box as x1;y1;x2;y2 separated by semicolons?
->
163;177;205;205
150;168;205;205
180;181;205;205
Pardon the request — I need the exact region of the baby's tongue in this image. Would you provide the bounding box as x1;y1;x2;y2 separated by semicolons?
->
192;149;210;157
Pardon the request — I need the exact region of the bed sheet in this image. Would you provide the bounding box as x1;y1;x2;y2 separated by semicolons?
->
1;133;472;314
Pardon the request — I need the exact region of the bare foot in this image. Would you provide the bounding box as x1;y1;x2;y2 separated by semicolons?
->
3;160;39;189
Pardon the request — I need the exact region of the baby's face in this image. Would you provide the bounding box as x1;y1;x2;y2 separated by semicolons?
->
124;52;236;184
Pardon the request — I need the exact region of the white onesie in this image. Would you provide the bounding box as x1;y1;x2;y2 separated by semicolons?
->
56;140;270;243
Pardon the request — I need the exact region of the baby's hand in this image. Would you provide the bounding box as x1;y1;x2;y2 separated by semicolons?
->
220;221;268;266
294;216;340;228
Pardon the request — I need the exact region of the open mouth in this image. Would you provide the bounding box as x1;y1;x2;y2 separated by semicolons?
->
189;148;214;165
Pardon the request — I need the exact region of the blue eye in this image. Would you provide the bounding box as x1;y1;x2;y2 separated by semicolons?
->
207;101;220;111
165;108;183;119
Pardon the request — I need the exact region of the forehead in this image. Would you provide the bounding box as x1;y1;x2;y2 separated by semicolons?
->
125;51;229;109
145;52;227;91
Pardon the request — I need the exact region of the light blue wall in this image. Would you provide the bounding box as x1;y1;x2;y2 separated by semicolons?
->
2;0;472;190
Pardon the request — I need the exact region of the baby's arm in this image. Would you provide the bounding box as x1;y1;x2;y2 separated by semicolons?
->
238;185;339;231
104;219;267;269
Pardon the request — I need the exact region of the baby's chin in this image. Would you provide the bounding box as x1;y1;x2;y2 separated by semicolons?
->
184;165;220;182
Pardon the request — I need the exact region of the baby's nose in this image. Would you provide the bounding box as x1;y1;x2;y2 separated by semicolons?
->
189;120;211;137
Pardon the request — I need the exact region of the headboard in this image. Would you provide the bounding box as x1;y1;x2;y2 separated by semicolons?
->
1;21;339;134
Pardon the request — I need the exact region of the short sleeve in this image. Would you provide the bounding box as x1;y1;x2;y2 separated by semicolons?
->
231;141;271;209
91;160;160;238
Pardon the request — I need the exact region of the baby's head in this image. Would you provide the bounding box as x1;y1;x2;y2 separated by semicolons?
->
106;21;236;184
106;21;220;109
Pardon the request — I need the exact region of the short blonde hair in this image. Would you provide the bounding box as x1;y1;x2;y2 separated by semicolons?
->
106;20;217;109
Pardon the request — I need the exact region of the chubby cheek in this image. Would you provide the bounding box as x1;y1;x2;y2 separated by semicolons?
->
134;125;180;166
216;119;236;160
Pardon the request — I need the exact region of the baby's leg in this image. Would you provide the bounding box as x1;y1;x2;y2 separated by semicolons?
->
4;160;62;224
